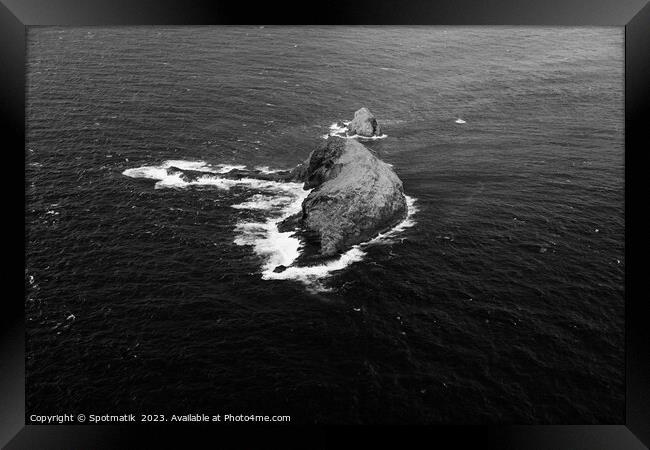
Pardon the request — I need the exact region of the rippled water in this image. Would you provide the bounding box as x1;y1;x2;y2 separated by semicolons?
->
26;26;624;423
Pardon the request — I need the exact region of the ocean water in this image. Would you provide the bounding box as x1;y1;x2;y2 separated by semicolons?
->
25;26;624;423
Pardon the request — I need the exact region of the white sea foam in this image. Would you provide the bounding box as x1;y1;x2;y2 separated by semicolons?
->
263;246;366;285
122;160;246;182
162;160;213;171
232;183;311;278
215;164;247;173
122;165;170;180
329;122;348;135
234;218;304;269
231;193;295;210
154;175;299;191
123;160;294;191
324;121;388;140
254;166;286;174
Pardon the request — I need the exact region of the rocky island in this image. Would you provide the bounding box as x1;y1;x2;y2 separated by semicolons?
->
279;134;407;257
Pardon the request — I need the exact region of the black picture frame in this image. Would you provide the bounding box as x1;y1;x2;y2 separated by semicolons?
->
2;0;648;448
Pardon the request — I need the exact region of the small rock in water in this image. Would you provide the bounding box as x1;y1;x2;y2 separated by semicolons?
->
273;265;287;273
347;107;382;137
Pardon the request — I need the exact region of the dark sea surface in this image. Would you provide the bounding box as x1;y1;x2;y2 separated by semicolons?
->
25;26;625;423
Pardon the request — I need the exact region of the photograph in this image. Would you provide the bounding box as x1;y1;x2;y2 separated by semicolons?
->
25;25;625;424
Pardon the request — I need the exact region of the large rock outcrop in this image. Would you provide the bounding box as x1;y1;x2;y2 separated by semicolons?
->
347;107;382;137
281;136;407;256
168;109;406;260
